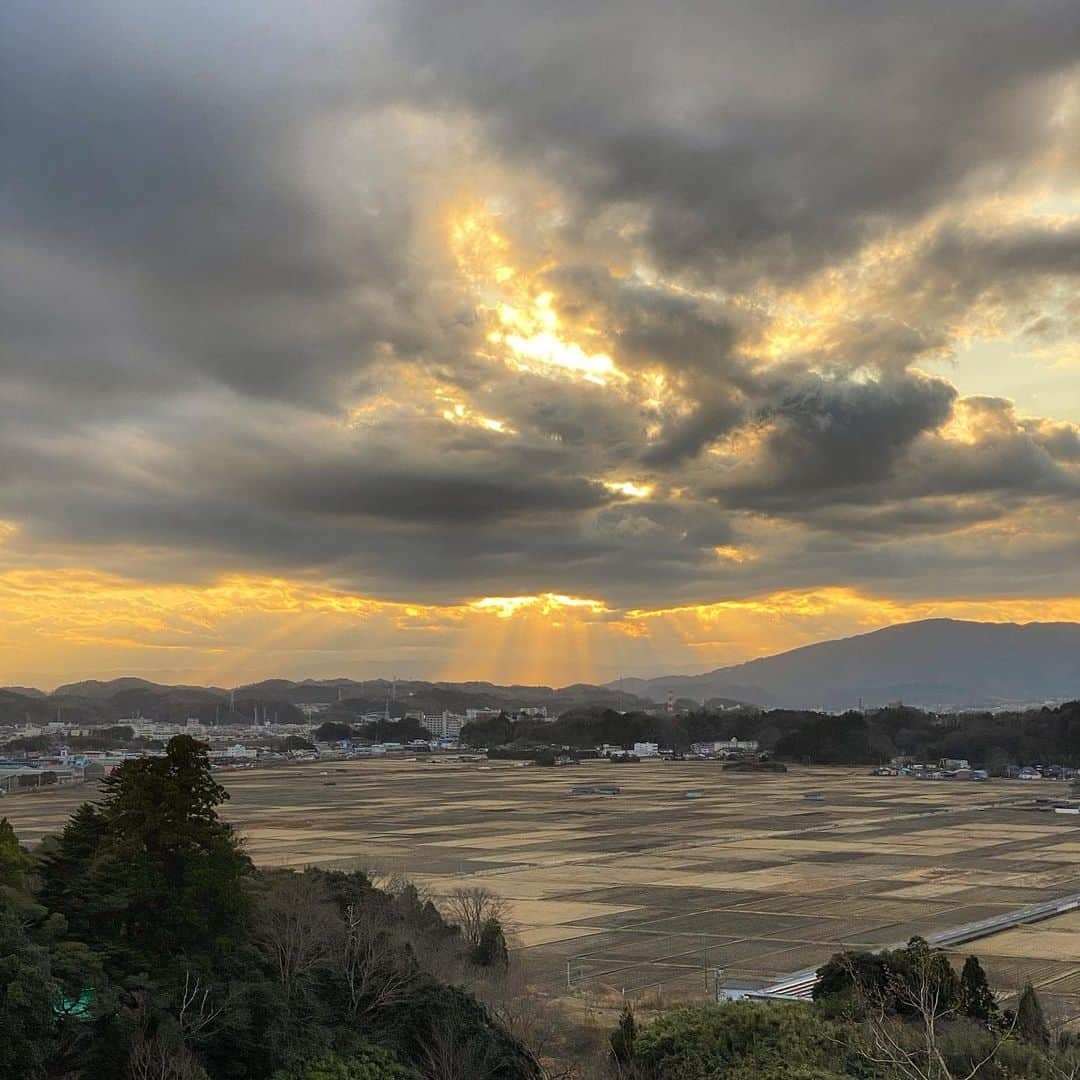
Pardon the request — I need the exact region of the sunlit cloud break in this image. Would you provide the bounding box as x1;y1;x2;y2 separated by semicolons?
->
1;1;1079;685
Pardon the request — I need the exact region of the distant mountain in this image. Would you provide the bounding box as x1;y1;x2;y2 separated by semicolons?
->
609;619;1080;710
8;620;1078;726
52;677;228;699
0;674;647;727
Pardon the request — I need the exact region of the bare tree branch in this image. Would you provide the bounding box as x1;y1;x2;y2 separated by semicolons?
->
443;887;511;949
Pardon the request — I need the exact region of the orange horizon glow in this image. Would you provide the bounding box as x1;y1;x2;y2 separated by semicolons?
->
3;566;1080;691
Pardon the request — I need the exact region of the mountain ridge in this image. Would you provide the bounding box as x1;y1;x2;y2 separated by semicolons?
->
608;618;1080;709
7;618;1080;717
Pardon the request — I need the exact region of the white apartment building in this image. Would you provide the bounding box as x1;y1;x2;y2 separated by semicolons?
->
424;712;466;740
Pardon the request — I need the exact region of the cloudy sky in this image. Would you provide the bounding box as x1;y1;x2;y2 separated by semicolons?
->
2;1;1079;688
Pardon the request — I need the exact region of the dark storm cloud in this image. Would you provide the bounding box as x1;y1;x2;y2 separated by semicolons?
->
640;395;746;468
797;498;1014;539
252;455;612;524
0;0;434;409
393;0;1080;277
1;0;1079;608
714;372;957;506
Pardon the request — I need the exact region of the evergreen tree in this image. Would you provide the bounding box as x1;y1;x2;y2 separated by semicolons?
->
959;955;998;1026
1016;983;1052;1047
35;802;110;931
473;916;510;970
609;1003;637;1064
0;907;60;1078
38;736;253;977
0;816;29;894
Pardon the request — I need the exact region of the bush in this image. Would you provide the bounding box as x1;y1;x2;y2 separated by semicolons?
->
632;1001;864;1079
273;1046;417;1079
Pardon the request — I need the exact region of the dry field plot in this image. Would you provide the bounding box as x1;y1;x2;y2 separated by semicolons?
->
4;759;1080;1020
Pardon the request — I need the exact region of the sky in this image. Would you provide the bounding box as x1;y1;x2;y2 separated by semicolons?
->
1;1;1079;690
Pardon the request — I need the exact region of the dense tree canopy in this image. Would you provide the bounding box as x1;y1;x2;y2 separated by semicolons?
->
467;700;1080;768
36;735;254;979
3;736;538;1080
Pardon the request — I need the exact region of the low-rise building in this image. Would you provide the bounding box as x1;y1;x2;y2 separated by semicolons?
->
690;738;760;758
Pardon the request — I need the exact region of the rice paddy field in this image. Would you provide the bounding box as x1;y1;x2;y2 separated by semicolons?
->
5;758;1080;1026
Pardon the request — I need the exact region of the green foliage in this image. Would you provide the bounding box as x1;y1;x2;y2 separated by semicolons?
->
472;917;510;969
719;1069;852;1080
385;980;541;1079
13;771;538;1080
631;1000;867;1079
272;1045;417;1079
315;721;355;742
479;699;1080;767
936;1021;1076;1080
34;801;109;929
37;735;254;977
459;711;515;747
279;735;316;751
959;955;998;1025
814;937;959;1018
628;997;1079;1080
609;1003;637;1064
353;716;432;743
1017;983;1052;1047
774;711;874;764
0;907;60;1079
0;816;29;894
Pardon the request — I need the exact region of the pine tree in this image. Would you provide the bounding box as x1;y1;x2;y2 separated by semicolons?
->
36;802;109;929
37;736;253;978
1016;983;1051;1047
959;956;998;1026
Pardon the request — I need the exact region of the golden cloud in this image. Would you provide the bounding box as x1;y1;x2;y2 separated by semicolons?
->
5;568;1080;690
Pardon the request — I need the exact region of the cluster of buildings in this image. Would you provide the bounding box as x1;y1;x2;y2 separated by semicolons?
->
0;749;138;793
872;759;990;781
872;758;1079;782
0;703;540;783
689;738;762;759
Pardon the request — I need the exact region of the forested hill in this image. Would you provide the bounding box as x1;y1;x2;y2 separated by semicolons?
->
610;619;1080;710
462;700;1080;769
0;677;646;728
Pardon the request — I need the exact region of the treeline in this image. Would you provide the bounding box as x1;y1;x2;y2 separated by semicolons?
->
0;688;310;730
609;937;1079;1078
314;717;433;744
460;701;1080;768
0;737;539;1080
2;726;168;755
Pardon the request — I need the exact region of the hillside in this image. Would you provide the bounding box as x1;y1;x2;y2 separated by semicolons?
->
610;619;1080;710
0;675;646;727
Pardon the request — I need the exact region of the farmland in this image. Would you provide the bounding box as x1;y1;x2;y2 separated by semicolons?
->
5;758;1079;1026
